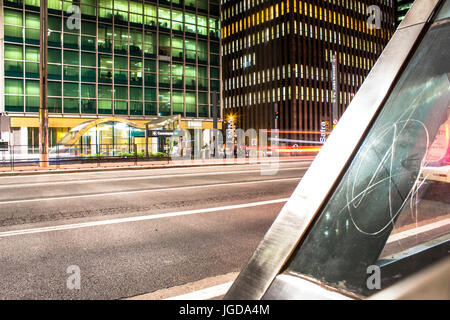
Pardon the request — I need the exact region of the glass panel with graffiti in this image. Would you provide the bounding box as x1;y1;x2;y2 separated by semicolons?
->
286;1;450;297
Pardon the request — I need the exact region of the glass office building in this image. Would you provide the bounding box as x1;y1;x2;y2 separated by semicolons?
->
221;0;395;144
0;0;221;153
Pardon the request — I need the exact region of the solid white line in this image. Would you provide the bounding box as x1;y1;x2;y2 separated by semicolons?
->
0;198;289;238
387;218;450;243
0;177;300;205
0;160;313;180
165;281;233;300
0;166;310;189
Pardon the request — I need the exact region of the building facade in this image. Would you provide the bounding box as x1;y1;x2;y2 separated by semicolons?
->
221;0;395;145
0;0;221;154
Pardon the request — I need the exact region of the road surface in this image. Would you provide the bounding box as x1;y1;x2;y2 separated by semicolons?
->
0;160;311;299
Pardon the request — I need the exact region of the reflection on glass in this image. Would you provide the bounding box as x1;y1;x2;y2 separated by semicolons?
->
287;4;450;296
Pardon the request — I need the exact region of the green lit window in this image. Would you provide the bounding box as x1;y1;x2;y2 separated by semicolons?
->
172;10;184;32
48;0;63;10
64;83;79;97
25;47;40;62
185;0;196;9
144;31;156;56
159;7;171;20
144;73;156;86
159;61;170;74
198;92;208;105
130;101;143;115
4;25;23;42
159;34;171;56
25;62;39;78
25;28;40;44
5;95;24;112
82;22;96;36
114;70;128;84
25;0;40;7
145;88;156;101
81;98;96;114
186;91;197;117
210;67;219;79
48;81;62;96
63;66;79;81
48;16;61;31
48;31;62;47
81;84;96;98
25;80;39;95
63;50;79;65
64;98;79;113
48;64;62;80
114;101;128;115
81;67;96;82
64;33;79;49
198;0;208;11
48;49;62;63
173;90;184;115
48;98;62;113
98;100;113;114
115;56;128;69
99;0;113;9
158;89;171;116
5;79;24;95
81;52;96;67
145;102;157;115
81;5;97;17
198;15;208;36
129;1;143;24
26;96;39;113
81;36;96;51
25;12;40;28
144;3;157;26
130;30;143;56
5;60;24;77
144;59;156;73
130;87;143;100
114;85;128;100
98;85;113;99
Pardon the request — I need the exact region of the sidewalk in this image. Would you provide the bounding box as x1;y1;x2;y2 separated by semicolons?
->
0;156;316;176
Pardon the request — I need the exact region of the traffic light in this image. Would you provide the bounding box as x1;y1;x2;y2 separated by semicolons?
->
275;111;279;120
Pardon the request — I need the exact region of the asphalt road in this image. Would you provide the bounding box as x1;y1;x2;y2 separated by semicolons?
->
0;160;311;299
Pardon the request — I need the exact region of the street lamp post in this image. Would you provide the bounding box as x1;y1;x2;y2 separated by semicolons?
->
39;0;49;167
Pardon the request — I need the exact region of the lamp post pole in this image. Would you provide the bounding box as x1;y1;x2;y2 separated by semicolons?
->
39;0;49;167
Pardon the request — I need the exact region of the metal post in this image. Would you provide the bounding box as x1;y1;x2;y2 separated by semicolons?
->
39;0;49;168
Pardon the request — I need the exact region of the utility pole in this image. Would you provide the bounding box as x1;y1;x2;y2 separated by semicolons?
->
39;0;49;167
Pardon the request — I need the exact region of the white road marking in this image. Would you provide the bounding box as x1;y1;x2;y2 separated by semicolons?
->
165;281;234;300
0;177;300;205
0;166;310;189
0;198;289;238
